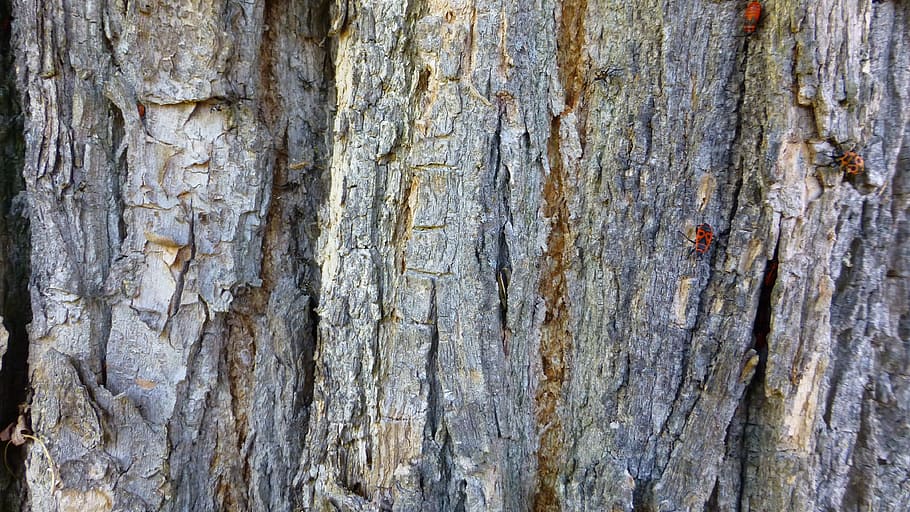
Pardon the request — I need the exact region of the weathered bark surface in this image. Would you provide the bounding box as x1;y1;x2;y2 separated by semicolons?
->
1;0;908;511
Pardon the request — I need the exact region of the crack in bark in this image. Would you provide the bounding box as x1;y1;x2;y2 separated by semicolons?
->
425;280;441;437
0;0;29;505
491;108;513;356
734;236;779;509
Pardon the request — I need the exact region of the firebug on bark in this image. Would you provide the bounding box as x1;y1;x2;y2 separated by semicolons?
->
838;150;864;175
681;223;715;258
743;1;762;34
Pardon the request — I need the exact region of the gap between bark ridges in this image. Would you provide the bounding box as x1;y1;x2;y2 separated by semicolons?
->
0;0;30;506
733;233;779;508
491;106;512;355
425;279;441;437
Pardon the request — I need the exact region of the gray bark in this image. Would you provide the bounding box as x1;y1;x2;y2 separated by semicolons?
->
0;0;907;511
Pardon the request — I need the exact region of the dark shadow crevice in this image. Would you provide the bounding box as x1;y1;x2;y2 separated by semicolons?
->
733;241;779;509
751;242;779;380
0;0;31;508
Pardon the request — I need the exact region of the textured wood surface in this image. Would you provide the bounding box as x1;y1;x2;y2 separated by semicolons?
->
1;0;907;510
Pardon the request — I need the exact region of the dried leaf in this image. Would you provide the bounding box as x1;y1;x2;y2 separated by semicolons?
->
1;414;32;447
0;422;13;443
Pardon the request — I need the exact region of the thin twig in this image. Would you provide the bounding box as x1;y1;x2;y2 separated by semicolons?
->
21;435;57;490
2;442;11;477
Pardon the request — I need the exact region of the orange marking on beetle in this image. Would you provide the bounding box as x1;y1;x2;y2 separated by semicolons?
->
743;1;762;34
838;151;864;175
681;223;716;258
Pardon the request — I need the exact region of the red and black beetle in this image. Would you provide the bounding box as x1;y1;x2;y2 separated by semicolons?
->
682;223;715;257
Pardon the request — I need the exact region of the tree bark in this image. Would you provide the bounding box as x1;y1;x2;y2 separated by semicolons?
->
2;0;908;511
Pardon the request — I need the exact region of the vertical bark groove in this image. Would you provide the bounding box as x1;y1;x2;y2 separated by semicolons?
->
0;0;29;507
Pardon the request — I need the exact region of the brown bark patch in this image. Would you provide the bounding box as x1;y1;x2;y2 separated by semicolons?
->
556;0;588;109
534;117;573;512
534;2;586;509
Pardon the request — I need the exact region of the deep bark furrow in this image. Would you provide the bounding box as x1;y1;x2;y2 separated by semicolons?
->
0;0;29;508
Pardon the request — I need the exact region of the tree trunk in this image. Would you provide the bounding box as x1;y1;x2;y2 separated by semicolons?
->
1;0;907;511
